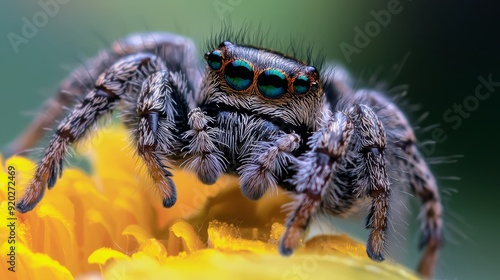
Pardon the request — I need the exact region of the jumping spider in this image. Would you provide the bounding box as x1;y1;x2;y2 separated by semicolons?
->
8;32;442;278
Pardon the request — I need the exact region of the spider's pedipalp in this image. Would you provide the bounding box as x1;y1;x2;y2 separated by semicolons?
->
182;108;227;185
238;132;300;200
16;52;166;213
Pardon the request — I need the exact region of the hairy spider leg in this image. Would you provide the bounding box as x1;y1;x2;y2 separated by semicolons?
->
16;53;166;213
5;32;199;157
280;105;390;262
352;90;443;278
128;70;188;208
279;110;354;256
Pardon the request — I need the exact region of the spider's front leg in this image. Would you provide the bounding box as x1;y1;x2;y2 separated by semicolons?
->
129;70;192;207
279;110;354;255
16;53;166;213
280;105;391;262
5;32;198;157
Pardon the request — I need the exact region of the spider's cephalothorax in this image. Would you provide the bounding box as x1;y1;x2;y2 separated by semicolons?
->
9;32;443;278
201;41;323;130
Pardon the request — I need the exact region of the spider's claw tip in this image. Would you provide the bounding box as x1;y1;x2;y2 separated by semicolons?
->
16;199;36;213
278;243;294;256
162;196;177;208
419;229;430;250
240;182;266;201
366;246;385;262
16;186;46;213
47;159;63;190
47;175;57;189
198;173;218;185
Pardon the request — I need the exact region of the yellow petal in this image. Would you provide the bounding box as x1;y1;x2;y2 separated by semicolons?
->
103;246;419;280
0;242;73;280
208;220;277;254
132;239;168;262
78;126;138;182
88;247;130;265
169;220;204;253
0;125;422;280
122;224;152;244
122;224;168;261
23;201;80;274
302;234;369;258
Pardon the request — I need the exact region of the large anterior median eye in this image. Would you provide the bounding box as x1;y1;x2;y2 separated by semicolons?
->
205;50;223;70
257;69;287;99
224;59;254;90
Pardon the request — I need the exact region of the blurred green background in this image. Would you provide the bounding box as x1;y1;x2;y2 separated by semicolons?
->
1;0;498;279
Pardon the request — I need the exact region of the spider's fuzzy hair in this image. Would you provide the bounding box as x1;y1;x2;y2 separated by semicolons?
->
204;21;326;72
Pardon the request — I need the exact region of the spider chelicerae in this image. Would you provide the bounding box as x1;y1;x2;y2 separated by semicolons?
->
8;31;442;278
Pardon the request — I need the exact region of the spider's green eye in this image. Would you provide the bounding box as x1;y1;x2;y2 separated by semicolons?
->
206;50;223;70
257;69;287;99
224;59;254;90
293;75;310;94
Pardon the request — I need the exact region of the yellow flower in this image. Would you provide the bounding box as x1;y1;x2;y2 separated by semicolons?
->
0;125;420;279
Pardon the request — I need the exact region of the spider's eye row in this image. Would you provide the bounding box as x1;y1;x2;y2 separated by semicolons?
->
207;49;318;96
292;75;310;94
257;69;288;99
206;50;223;70
224;59;254;90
